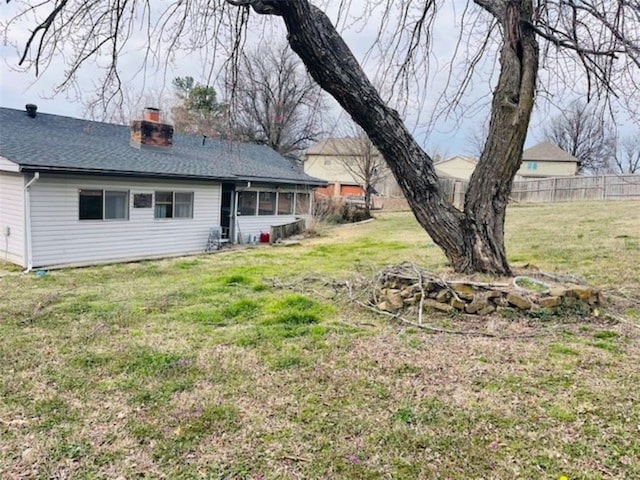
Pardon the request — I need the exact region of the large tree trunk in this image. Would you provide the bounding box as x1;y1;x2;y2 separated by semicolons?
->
462;0;539;274
240;0;538;275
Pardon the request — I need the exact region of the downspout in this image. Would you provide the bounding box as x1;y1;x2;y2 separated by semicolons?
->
24;172;40;272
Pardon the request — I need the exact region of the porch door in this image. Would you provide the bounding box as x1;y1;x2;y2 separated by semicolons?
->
221;183;235;240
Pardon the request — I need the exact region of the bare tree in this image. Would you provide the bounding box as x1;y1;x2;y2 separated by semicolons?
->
229;43;326;157
615;136;640;174
466;121;490;159
543;101;616;174
325;124;390;217
84;86;172;126
6;0;640;274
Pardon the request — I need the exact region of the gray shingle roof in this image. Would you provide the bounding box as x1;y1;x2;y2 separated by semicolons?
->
0;107;325;186
522;141;579;163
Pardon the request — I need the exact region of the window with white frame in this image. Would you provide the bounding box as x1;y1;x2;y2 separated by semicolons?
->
154;191;194;219
79;189;129;220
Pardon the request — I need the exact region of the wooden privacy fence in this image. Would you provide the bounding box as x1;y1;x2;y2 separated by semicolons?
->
510;174;640;203
439;177;467;207
436;174;640;206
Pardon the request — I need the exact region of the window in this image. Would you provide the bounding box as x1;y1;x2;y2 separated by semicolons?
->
79;190;103;220
155;191;173;218
154;191;194;219
175;192;194;218
527;161;538;171
278;192;294;215
237;191;257;216
79;189;129;220
295;192;311;215
258;192;276;216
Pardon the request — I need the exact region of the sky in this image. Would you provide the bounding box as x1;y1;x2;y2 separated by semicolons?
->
0;1;636;157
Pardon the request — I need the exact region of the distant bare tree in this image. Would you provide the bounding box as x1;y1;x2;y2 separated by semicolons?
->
334;125;390;217
229;43;326;157
543;102;616;174
615;136;640;174
465;122;489;158
84;87;172;125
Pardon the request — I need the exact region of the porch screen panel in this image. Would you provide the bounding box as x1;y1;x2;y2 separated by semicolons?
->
258;192;276;216
295;192;310;215
238;191;257;216
278;192;294;215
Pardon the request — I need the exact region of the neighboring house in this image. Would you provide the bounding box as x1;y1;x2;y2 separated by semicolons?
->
0;105;325;269
517;141;580;179
433;143;579;182
303;138;402;198
434;155;478;181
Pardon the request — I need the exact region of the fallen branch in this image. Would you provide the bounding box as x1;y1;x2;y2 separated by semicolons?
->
347;292;538;338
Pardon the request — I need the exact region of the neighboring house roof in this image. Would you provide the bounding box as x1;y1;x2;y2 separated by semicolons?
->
434;155;479;181
522;141;579;163
0;107;325;186
305;137;380;156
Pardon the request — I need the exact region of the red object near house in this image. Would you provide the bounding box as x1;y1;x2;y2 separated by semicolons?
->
259;232;270;243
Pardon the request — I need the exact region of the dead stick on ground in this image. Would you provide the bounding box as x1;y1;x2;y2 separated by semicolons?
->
412;264;426;325
349;296;508;337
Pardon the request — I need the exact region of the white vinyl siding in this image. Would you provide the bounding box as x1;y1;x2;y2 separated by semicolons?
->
28;175;221;268
0;171;26;266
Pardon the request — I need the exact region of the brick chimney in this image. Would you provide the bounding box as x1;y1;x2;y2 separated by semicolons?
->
130;107;174;151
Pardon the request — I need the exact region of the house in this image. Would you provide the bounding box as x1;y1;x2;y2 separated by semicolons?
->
433;143;579;182
433;155;478;181
303;138;402;198
0;105;325;269
517;141;580;179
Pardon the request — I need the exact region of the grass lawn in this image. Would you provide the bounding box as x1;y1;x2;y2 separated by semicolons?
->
1;201;639;479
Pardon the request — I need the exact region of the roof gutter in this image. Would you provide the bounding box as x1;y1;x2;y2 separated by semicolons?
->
19;166;327;187
20;165;238;182
24;172;40;272
234;175;327;187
